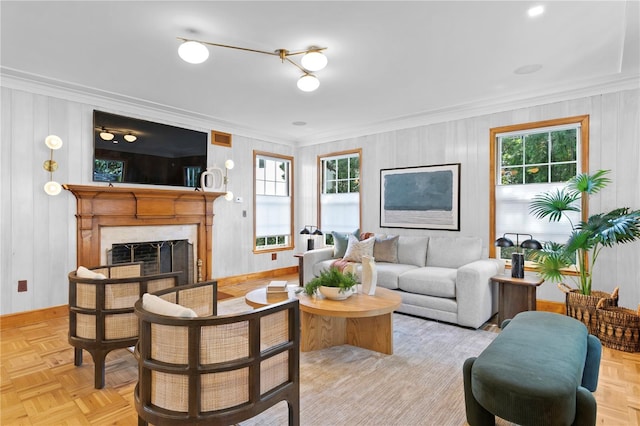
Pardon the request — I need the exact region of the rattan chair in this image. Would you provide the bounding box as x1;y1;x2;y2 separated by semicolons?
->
134;281;300;426
68;262;181;389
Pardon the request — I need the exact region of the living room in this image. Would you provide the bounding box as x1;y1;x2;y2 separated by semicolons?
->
1;1;639;424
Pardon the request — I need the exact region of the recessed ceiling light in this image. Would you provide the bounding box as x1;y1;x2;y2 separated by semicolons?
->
528;5;545;17
292;121;307;126
514;64;543;75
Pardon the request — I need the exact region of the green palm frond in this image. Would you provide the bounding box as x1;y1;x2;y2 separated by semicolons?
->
567;169;611;195
529;188;580;222
531;242;573;283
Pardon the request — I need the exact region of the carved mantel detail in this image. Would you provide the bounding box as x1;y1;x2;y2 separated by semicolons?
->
64;184;225;281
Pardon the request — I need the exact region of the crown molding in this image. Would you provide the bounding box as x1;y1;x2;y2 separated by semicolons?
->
2;67;638;148
295;73;640;147
0;67;295;147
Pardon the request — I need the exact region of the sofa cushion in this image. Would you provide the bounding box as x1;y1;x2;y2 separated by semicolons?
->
76;266;107;280
426;236;482;269
331;229;360;258
397;236;429;267
343;235;375;263
375;263;419;290
398;267;457;298
373;235;399;263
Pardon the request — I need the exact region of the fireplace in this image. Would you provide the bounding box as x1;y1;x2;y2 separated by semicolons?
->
64;185;225;281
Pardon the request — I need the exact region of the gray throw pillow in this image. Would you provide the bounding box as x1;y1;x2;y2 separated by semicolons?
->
373;235;399;263
331;229;360;258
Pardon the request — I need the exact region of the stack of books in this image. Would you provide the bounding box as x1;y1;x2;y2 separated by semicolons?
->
266;280;289;301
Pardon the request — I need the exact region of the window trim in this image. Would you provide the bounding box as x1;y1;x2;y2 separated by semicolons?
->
489;115;589;260
253;150;294;253
317;148;362;238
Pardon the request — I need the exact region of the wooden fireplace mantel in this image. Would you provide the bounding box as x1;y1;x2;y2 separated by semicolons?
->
64;184;225;281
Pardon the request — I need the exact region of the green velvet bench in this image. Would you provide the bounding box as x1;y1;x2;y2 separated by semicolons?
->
463;311;602;426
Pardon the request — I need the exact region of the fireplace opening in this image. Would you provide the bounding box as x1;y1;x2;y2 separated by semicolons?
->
107;239;194;285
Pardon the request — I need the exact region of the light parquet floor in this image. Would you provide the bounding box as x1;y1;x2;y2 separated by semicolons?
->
1;273;639;425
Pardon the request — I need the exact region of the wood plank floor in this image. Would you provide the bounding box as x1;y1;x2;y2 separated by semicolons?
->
1;273;639;425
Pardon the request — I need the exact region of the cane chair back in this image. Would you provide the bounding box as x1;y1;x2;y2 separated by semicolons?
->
68;262;181;388
134;281;300;425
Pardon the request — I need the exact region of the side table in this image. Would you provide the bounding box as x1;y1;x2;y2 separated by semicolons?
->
294;253;304;286
492;273;544;327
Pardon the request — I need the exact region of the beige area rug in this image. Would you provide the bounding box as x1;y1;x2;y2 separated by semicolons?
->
218;297;498;426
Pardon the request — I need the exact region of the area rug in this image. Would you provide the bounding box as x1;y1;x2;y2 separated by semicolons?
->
219;298;498;425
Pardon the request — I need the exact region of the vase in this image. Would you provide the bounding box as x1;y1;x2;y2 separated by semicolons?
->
319;286;354;300
200;166;224;191
361;255;377;295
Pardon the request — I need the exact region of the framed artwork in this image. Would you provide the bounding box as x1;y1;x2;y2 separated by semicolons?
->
380;163;460;230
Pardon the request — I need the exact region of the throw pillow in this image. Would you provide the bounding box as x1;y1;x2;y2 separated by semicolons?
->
331;229;360;258
142;293;198;318
343;235;375;263
373;235;399;263
76;266;107;280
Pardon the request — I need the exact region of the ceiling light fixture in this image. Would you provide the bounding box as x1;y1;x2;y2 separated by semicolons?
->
177;37;328;92
528;5;545;17
99;127;114;141
123;133;137;143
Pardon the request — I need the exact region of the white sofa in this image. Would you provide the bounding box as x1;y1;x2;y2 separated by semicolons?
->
302;235;504;329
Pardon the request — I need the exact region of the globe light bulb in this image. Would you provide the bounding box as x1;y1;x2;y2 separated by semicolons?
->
297;74;320;92
224;159;234;170
44;181;62;196
224;191;234;201
178;41;209;64
45;135;63;150
301;50;327;72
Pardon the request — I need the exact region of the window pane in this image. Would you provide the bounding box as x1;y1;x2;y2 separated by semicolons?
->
501;136;523;166
524;132;548;164
326;181;336;193
325;160;336;181
501;167;523;184
551;130;577;162
337;158;349;179
525;165;548;183
350;157;360;178
337;181;349;193
275;182;287;196
350;179;359;192
551;163;577;182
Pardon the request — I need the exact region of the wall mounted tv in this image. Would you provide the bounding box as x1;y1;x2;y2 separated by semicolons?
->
93;110;208;188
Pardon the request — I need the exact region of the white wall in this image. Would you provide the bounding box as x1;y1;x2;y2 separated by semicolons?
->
0;86;296;315
2;84;638;315
296;89;640;307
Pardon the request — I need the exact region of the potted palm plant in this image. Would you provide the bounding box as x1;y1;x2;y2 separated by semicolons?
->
529;169;640;332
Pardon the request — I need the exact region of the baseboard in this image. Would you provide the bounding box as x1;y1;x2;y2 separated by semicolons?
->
537;299;565;314
216;266;298;287
0;304;69;330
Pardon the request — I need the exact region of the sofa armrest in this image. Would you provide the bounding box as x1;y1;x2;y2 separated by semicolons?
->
456;259;504;328
302;247;334;285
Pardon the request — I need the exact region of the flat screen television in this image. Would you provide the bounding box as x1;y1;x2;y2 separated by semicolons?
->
93;110;208;188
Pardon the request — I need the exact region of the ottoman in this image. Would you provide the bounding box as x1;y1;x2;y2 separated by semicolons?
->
463;311;602;426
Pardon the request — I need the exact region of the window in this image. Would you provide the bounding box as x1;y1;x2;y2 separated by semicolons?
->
254;152;293;252
490;116;589;265
318;150;361;244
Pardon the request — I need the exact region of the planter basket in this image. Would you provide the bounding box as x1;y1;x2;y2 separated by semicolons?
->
558;284;618;335
596;300;640;352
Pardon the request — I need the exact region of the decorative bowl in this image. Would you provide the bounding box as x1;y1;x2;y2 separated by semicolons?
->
319;285;354;300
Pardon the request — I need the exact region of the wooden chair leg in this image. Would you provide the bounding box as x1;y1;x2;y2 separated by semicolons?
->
92;351;107;389
74;348;83;366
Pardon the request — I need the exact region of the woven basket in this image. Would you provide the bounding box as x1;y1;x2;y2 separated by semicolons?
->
596;301;640;352
558;284;618;335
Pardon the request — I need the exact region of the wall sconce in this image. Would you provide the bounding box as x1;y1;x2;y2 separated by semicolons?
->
43;135;63;196
300;225;323;251
495;233;543;278
200;159;234;201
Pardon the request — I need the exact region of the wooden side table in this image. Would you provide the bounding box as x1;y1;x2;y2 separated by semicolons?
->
492;273;544;327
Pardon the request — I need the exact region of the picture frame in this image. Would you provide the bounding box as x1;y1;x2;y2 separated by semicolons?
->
380;163;460;230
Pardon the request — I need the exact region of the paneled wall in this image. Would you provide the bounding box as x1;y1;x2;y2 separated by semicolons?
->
296;89;640;307
1;84;638;315
0;86;295;315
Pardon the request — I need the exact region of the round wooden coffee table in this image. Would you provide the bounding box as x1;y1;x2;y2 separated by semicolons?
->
245;287;402;354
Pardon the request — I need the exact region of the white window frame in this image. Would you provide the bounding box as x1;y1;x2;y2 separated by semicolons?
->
254;151;294;252
318;149;362;245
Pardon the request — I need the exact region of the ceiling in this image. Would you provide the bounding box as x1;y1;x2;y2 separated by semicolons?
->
1;1;639;145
